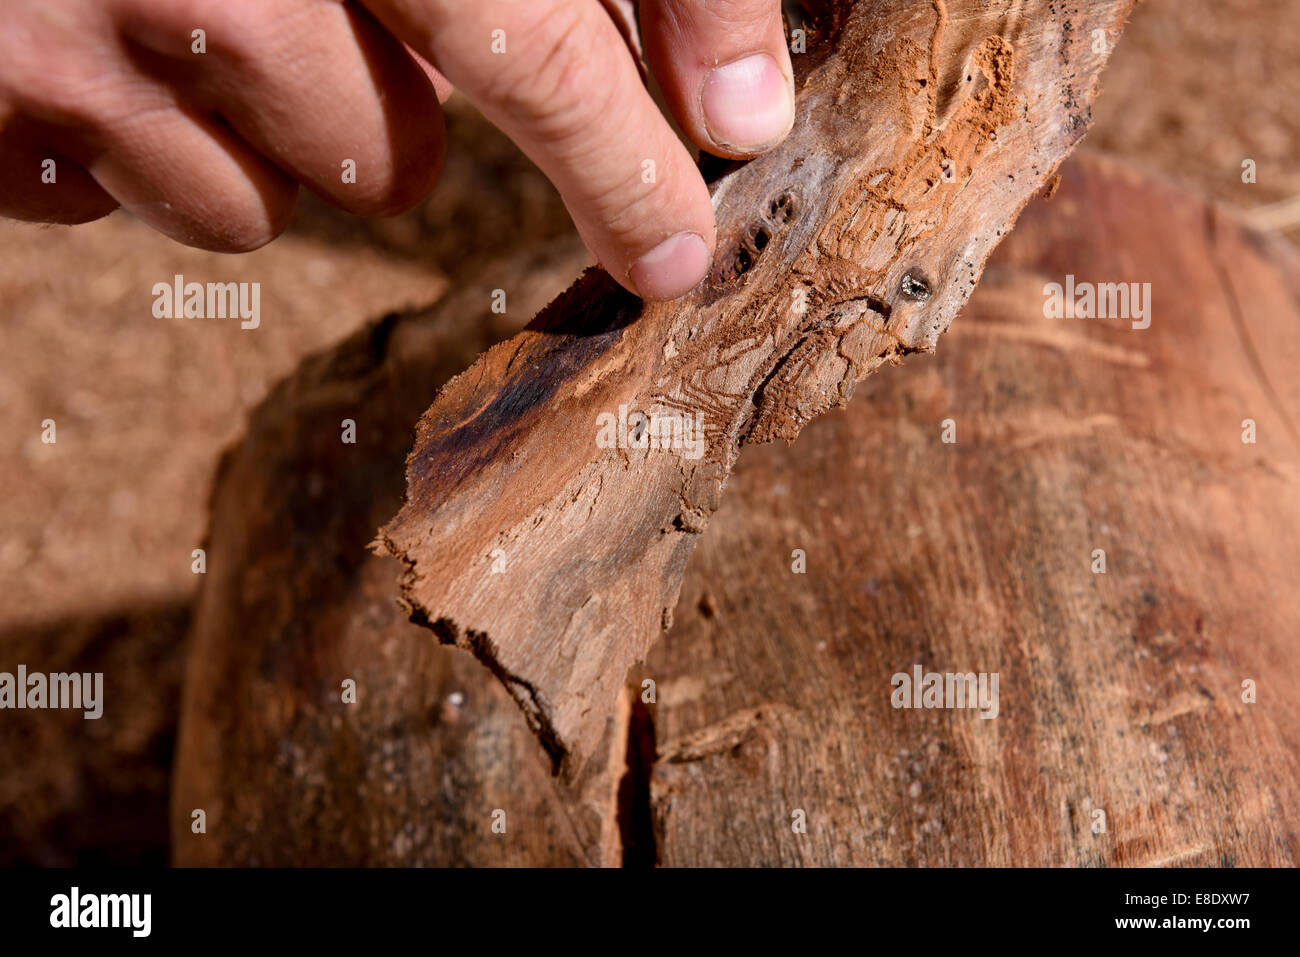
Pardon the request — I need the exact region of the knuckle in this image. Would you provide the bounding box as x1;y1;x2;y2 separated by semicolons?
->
701;0;778;30
0;40;115;127
0;16;165;134
591;160;678;248
483;5;608;146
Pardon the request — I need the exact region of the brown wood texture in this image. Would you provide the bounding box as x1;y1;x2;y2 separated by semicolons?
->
169;242;635;866
172;153;1300;865
641;153;1300;866
380;0;1137;779
171;152;1300;865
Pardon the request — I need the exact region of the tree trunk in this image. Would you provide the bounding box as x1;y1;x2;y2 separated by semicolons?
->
172;153;1300;865
639;154;1300;865
171;242;628;865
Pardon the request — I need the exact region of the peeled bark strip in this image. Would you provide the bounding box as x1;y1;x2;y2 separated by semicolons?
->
381;0;1136;777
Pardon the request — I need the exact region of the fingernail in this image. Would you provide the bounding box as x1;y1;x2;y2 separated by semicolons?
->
629;232;710;301
701;52;794;153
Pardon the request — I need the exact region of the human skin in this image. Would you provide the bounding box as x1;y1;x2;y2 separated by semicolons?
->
0;0;795;300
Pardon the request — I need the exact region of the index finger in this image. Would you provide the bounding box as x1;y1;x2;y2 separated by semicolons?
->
367;0;717;301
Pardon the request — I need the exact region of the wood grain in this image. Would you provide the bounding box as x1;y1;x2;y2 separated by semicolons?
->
641;154;1300;866
172;154;1300;866
381;0;1138;779
169;242;633;866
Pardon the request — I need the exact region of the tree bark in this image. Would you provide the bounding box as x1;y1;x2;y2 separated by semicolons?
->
172;153;1300;865
639;153;1300;865
170;242;630;865
380;0;1138;778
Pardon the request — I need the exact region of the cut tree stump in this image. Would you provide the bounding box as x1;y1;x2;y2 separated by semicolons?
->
380;0;1137;779
169;242;631;866
638;154;1300;866
171;153;1300;865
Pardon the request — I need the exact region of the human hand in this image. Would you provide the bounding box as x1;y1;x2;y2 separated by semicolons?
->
0;0;795;300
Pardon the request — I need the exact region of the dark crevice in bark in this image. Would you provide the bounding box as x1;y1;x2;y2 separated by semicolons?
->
616;696;659;867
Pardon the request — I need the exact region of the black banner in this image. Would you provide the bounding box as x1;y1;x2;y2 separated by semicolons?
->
0;867;1283;944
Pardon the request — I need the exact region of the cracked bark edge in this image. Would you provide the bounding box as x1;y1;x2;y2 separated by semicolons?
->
379;0;1136;780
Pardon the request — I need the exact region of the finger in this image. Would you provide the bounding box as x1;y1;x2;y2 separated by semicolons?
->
597;0;645;63
0;116;118;224
404;44;456;103
368;0;715;300
640;0;794;158
86;96;299;252
117;0;445;217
